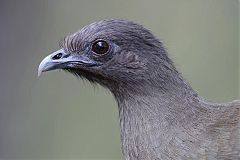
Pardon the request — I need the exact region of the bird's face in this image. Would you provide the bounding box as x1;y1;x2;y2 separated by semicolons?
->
38;20;166;88
38;35;121;86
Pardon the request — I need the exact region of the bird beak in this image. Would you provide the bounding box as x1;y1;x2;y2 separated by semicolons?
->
38;48;95;77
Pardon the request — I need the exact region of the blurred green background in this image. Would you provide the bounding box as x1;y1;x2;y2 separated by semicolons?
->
0;0;239;159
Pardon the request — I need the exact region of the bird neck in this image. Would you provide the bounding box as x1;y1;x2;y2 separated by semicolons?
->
112;76;204;159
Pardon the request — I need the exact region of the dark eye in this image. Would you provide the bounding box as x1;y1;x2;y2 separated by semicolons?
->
92;40;109;55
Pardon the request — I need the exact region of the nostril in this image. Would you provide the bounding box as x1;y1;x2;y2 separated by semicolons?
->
52;53;63;60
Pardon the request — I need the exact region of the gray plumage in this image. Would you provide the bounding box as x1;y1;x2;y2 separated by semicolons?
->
38;19;240;160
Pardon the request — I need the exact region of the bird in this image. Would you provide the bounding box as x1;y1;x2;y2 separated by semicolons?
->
38;19;240;160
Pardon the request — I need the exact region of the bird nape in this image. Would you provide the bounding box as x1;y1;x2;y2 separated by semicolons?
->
38;19;240;160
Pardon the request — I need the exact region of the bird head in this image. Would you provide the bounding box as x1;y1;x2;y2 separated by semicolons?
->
38;20;176;93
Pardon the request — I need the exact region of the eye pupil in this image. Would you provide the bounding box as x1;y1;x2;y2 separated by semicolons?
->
92;40;109;55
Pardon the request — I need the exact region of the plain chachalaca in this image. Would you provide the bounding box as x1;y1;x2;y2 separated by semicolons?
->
38;19;240;160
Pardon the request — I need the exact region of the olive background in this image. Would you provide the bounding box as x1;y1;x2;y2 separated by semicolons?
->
0;0;239;159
